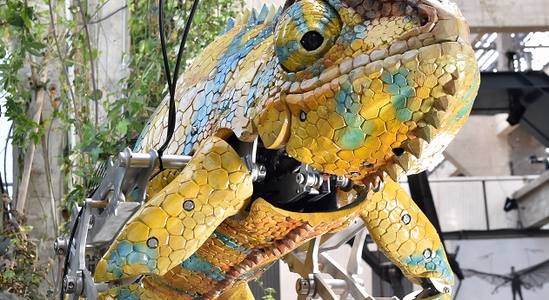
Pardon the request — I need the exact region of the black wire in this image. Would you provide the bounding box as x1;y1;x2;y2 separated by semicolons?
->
0;172;5;195
156;0;200;170
158;1;173;103
60;205;84;300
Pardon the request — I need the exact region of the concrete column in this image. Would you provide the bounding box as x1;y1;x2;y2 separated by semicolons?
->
86;0;129;123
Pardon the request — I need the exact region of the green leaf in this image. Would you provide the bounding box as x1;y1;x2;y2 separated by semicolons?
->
3;270;16;279
27;41;47;50
26;46;43;57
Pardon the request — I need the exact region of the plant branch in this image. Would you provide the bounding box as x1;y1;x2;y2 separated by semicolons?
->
15;58;47;214
46;0;83;143
76;0;100;128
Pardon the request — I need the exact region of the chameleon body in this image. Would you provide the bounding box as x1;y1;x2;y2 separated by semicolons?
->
93;0;479;299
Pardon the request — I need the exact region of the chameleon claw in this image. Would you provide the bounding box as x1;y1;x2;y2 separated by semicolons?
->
403;278;452;300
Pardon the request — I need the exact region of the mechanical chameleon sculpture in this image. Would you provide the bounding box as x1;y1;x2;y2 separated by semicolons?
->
56;0;479;299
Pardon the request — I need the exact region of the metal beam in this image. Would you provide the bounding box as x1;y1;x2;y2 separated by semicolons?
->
514;170;549;228
472;71;549;147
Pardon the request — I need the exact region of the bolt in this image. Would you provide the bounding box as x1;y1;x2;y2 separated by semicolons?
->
296;278;310;294
147;237;159;249
423;248;432;259
401;213;411;225
296;173;305;185
443;287;450;294
183;200;195;211
299;111;307;122
63;276;76;294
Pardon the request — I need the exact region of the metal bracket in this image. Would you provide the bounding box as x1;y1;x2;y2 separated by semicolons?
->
284;218;384;300
57;148;192;299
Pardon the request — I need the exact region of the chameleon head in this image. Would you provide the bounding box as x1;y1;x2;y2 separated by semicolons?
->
257;0;480;185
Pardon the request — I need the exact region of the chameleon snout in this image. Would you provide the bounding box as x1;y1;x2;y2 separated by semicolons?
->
419;0;472;44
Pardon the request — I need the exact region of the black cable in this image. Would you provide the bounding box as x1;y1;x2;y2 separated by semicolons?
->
158;0;173;103
156;0;200;170
60;205;84;300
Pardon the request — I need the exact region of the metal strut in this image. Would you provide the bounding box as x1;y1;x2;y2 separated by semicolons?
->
283;217;452;300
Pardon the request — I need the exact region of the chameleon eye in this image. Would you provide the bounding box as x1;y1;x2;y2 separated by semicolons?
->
301;31;324;51
275;0;341;72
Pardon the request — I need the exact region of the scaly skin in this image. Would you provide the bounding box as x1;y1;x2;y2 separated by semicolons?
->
94;0;479;299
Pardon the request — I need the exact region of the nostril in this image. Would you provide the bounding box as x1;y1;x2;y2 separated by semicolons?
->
420;15;429;27
417;4;438;32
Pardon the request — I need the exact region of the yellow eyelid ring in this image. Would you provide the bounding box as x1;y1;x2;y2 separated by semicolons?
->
275;0;342;72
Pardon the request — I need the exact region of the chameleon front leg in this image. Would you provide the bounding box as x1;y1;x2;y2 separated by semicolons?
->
94;135;253;283
360;178;453;300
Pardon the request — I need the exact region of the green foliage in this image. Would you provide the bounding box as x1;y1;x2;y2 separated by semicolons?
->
126;0;245;115
0;0;46;152
0;219;50;299
254;276;277;300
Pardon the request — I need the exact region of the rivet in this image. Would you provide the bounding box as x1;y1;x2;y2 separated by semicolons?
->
423;248;432;259
443;287;450;294
147;237;159;249
299;111;307;122
401;213;411;225
362;161;372;167
183;200;195;211
351;172;360;177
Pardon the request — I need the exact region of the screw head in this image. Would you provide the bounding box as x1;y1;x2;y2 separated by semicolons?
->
401;213;411;225
423;248;432;259
296;173;305;185
299;111;307;122
183;200;195;211
147;237;159;249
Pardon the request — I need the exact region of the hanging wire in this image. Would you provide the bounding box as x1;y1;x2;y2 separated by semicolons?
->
156;0;201;170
